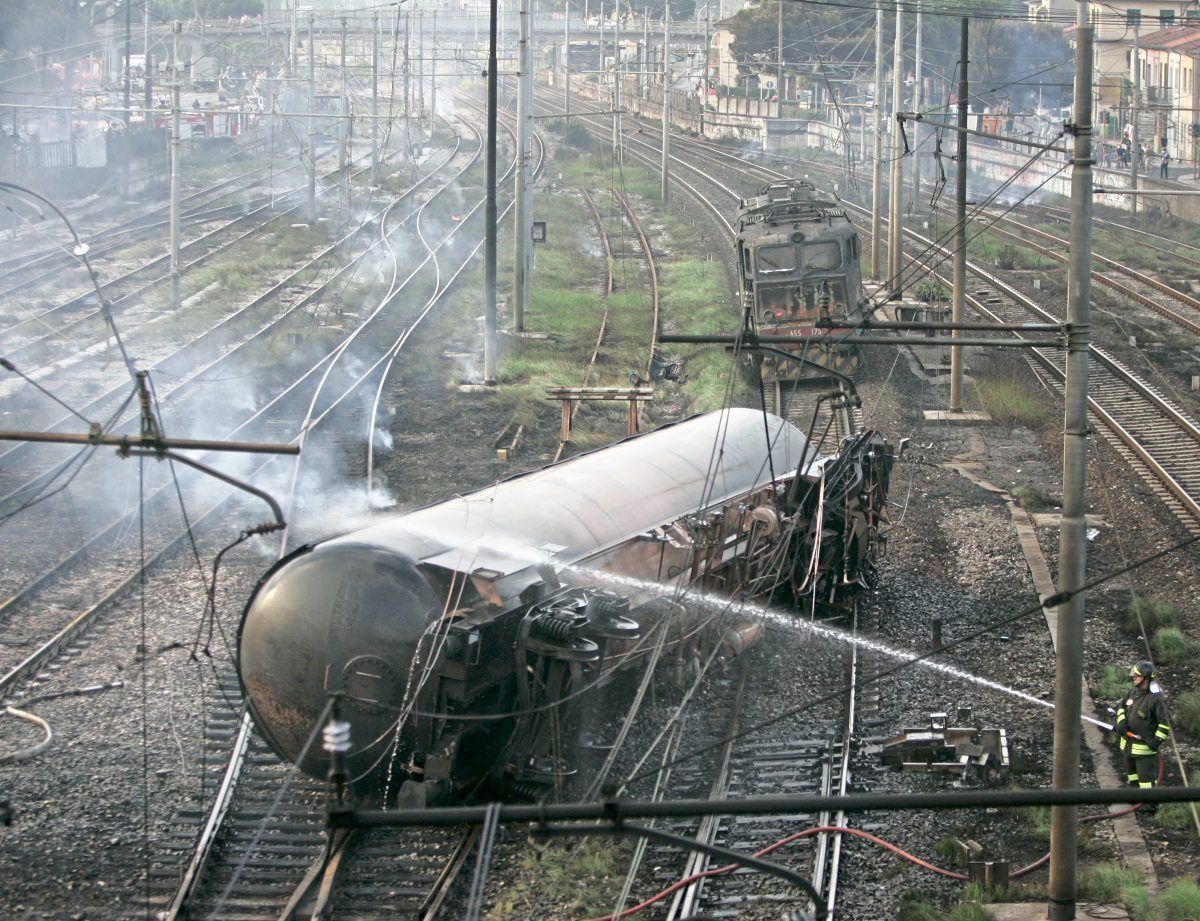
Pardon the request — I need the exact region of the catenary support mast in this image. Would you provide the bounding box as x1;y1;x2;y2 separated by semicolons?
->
1047;24;1093;921
514;0;533;332
169;21;181;311
886;1;904;296
484;0;499;383
949;18;968;412
870;8;883;281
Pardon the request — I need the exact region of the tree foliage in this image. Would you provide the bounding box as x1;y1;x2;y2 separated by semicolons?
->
149;0;263;20
725;1;1074;109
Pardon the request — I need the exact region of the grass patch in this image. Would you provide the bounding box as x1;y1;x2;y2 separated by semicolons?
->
484;839;630;919
1122;595;1181;637
1173;689;1200;736
914;278;950;302
658;258;748;413
1020;803;1053;841
948;903;993;921
1151;626;1196;665
1155;803;1200;834
898;902;942;921
1093;664;1130;701
1155;879;1200;921
1078;864;1141;901
1010;484;1057;510
972;373;1048;429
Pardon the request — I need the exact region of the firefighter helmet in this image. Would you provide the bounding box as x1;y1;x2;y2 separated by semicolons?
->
1130;660;1156;681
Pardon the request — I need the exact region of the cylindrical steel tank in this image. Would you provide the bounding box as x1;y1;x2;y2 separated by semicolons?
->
238;409;813;782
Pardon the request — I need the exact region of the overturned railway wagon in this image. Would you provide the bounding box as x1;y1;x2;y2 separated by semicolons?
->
238;409;896;804
736;180;870;382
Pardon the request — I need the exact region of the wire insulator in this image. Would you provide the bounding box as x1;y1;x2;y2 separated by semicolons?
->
322;719;352;754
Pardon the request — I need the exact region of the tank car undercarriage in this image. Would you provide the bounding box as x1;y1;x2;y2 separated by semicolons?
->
238;410;897;805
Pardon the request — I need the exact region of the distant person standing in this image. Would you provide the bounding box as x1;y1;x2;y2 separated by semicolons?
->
1160;147;1170;179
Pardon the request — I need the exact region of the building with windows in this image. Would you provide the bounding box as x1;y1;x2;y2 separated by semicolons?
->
1056;4;1200;165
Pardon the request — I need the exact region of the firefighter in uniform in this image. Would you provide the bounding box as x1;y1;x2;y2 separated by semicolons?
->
1115;660;1170;808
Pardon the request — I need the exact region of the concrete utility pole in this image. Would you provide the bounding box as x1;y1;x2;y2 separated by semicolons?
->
870;8;883;281
169;21;181;310
372;11;380;185
403;11;411;154
564;0;571;116
340;18;349;184
660;0;671;202
1130;18;1141;216
308;10;316;222
599;1;606;108
701;1;710;136
291;0;299;80
417;10;424;146
123;0;132;128
776;0;783;110
911;0;922;207
484;0;499;383
613;0;621;163
642;10;650;101
949;18;968;412
886;1;904;295
430;10;437;130
514;0;532;332
143;1;151;117
1047;24;1093;921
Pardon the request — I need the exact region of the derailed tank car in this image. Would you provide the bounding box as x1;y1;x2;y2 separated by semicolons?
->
238;409;895;804
736;180;869;382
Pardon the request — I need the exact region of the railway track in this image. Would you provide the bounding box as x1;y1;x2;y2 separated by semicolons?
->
146;96;546;921
654;128;1200;533
0;129;485;742
0;139;417;410
551;186;661;461
0;138;285;285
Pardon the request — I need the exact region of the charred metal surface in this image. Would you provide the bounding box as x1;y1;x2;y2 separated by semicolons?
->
238;409;897;802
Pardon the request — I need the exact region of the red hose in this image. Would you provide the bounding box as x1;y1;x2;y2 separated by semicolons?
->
590;773;1170;921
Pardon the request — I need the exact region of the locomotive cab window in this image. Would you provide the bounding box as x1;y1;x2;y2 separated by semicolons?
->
801;241;842;270
756;244;797;275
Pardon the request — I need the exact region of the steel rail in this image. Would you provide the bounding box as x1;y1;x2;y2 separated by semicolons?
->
1024;201;1200;265
0;142;405;370
162;108;538;921
0;127;468;494
0;120;477;690
956;210;1200;337
580;187;614;380
665;132;1200;529
0;155;282;282
666;667;748;920
814;600;859;918
610;188;660;382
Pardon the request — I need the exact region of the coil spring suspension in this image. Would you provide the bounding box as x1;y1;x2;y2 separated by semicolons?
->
530;613;580;643
504;778;545;802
